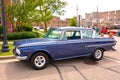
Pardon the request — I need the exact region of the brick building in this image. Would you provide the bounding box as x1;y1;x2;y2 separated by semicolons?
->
116;10;120;24
0;0;13;33
85;10;120;26
47;16;71;28
33;16;72;28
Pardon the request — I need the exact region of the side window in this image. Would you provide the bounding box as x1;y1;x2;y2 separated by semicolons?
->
64;30;81;40
92;30;100;38
81;30;93;39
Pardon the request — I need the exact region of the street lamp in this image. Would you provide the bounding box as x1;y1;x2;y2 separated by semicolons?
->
1;0;10;52
76;5;78;27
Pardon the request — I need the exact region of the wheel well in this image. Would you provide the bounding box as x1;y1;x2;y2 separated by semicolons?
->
97;48;105;52
30;50;53;60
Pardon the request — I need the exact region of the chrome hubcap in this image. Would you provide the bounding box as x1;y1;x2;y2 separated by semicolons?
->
95;50;102;59
34;56;46;67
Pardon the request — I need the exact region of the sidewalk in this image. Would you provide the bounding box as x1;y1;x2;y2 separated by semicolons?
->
0;42;13;44
0;55;15;60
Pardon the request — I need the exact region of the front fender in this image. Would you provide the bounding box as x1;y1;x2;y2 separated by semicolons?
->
27;48;53;60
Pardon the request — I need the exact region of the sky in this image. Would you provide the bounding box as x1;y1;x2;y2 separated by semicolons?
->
61;0;120;19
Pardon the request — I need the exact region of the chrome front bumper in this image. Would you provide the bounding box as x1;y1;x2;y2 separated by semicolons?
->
16;56;27;60
13;48;27;60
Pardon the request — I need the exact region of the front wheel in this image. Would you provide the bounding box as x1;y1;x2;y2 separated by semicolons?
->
91;49;104;61
30;52;49;70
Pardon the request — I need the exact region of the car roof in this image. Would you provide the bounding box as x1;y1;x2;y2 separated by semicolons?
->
52;27;93;31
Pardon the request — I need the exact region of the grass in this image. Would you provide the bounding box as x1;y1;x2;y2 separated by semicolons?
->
33;29;45;38
0;44;14;56
0;29;45;56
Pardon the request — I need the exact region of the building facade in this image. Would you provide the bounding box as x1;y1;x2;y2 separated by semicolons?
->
85;10;120;27
47;16;72;28
0;0;13;33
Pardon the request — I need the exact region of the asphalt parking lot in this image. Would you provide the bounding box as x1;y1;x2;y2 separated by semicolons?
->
0;36;120;80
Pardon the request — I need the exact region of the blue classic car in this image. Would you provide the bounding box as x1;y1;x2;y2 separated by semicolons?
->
13;27;116;70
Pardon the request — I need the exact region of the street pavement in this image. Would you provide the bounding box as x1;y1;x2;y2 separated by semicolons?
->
0;36;120;80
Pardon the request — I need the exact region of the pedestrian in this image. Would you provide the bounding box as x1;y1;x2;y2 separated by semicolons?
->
96;26;100;34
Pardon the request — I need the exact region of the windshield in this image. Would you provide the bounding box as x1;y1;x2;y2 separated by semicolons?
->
45;28;62;39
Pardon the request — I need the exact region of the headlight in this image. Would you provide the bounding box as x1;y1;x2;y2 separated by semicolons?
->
16;48;21;55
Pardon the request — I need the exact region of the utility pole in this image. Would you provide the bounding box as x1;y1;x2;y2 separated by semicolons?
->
1;0;10;52
114;10;116;24
76;5;81;27
97;6;99;25
78;15;81;27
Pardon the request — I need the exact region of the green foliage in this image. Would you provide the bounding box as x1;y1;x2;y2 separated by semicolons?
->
33;32;40;37
7;0;67;32
17;26;33;32
35;0;67;32
7;0;37;27
0;25;3;35
70;17;77;26
33;29;45;38
7;32;39;40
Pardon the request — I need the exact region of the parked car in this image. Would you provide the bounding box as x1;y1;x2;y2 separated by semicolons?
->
13;27;116;70
33;26;44;30
101;27;117;35
108;29;117;35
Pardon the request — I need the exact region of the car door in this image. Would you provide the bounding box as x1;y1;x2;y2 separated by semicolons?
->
57;30;88;59
80;29;95;54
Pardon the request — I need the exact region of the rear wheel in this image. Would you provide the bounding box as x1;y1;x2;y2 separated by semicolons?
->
91;49;103;61
30;52;49;70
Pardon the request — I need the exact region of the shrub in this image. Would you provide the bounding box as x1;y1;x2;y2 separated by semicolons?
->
0;25;3;39
7;32;39;40
17;26;33;32
23;26;33;31
33;32;40;37
33;30;45;38
0;25;3;35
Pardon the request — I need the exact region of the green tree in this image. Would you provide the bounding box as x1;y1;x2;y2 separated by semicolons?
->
70;17;77;26
6;3;17;30
35;0;67;32
7;0;67;32
7;0;37;32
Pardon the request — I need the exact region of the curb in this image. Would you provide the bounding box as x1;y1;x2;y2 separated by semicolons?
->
0;42;13;44
0;56;15;60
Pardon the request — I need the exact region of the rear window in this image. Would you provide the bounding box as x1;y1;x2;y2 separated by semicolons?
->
81;30;93;39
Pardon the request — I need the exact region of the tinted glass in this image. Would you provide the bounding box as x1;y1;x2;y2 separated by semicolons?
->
45;28;62;39
81;30;93;39
65;30;81;40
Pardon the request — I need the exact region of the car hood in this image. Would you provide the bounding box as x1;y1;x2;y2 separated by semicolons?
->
14;38;53;47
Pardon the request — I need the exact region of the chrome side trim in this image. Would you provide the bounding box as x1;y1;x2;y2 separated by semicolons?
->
86;43;114;48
